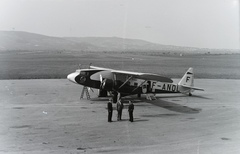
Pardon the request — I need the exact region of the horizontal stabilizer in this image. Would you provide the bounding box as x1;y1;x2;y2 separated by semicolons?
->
181;85;204;91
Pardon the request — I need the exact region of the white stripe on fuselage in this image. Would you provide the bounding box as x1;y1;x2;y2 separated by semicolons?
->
90;70;113;81
151;81;178;92
129;79;179;93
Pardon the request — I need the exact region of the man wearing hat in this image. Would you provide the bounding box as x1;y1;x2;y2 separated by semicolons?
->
107;99;113;122
128;101;134;122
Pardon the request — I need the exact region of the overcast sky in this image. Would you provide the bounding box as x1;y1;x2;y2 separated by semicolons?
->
0;0;239;49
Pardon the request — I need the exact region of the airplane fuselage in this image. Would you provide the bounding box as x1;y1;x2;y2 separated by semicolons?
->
68;68;180;96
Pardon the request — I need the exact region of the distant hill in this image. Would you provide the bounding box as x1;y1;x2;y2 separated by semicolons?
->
0;31;239;54
0;31;98;51
64;37;198;52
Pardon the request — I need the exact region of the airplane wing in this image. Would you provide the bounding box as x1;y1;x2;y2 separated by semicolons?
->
111;70;173;83
90;66;173;83
90;66;112;70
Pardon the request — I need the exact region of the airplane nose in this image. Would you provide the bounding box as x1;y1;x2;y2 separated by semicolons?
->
67;72;78;83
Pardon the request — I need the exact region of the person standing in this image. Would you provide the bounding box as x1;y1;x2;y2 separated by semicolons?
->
128;101;134;122
107;99;113;122
117;99;124;121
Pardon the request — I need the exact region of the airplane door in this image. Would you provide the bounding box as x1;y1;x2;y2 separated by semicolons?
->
147;81;151;92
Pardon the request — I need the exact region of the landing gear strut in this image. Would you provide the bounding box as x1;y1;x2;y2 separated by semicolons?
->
137;93;141;98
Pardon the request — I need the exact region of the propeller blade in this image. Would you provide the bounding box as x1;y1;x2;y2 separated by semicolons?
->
100;74;103;83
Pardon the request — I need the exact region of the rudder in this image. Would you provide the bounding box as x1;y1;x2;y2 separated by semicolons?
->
178;67;194;87
178;68;204;95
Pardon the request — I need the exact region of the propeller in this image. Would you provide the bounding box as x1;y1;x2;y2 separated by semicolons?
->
100;74;103;83
98;74;108;97
99;74;105;89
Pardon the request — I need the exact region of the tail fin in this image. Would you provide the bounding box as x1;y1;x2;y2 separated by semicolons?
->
178;68;204;95
178;67;194;87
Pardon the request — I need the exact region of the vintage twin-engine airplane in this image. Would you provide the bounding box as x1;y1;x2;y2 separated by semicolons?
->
67;66;204;103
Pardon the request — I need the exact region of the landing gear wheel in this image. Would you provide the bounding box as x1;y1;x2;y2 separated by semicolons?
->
189;93;192;96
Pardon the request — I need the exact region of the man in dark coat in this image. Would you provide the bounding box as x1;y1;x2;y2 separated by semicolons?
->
128;101;134;122
107;99;113;122
117;99;124;121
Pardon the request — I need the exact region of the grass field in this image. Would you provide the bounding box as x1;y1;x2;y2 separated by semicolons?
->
1;51;240;79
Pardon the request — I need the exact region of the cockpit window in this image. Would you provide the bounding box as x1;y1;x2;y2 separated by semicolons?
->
80;71;86;76
80;71;89;76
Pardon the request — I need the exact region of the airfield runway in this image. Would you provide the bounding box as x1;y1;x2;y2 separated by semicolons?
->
0;79;240;154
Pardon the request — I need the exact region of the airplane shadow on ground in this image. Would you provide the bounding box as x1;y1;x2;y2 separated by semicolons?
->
112;118;149;123
90;97;112;102
190;95;212;100
143;98;201;114
156;94;211;100
91;94;204;114
91;97;144;104
141;113;180;118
